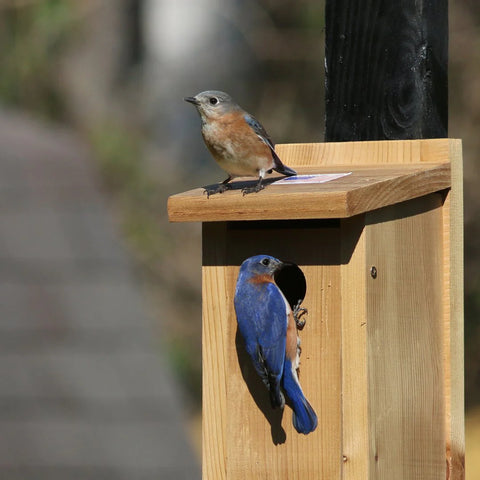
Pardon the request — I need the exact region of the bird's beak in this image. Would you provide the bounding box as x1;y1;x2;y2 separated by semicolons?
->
272;259;285;274
184;96;200;106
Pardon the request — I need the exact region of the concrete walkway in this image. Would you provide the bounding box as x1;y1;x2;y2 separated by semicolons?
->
0;110;200;479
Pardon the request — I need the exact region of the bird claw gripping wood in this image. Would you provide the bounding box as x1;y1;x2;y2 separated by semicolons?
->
293;301;308;330
241;181;265;196
203;183;232;198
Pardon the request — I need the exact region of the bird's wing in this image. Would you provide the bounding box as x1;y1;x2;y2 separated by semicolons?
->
244;114;296;176
244;114;275;150
235;281;288;377
254;283;288;379
234;280;289;408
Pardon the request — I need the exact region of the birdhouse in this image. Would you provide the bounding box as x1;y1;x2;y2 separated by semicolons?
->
167;139;464;479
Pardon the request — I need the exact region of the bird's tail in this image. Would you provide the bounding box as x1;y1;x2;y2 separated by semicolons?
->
271;150;297;177
291;393;317;435
282;360;318;434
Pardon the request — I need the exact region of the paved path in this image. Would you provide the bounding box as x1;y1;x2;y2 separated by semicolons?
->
0;110;200;479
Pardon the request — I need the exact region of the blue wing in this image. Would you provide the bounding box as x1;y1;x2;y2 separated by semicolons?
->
256;282;287;375
234;281;288;407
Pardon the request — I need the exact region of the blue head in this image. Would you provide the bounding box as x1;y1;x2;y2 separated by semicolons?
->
184;90;241;121
238;254;284;279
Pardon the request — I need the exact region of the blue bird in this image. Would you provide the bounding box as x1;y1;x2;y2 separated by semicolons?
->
234;254;317;435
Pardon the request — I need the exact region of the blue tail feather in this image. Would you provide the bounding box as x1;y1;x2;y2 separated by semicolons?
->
291;395;318;434
282;360;318;435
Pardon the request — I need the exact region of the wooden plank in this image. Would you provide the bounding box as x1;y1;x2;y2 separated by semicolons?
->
443;140;465;479
203;221;343;479
168;162;450;222
325;0;448;141
365;194;446;479
340;216;369;479
202;223;228;480
275;139;453;166
168;140;457;223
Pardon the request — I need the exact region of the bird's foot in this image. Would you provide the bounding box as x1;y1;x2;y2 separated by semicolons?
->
203;183;231;198
293;302;308;330
241;183;264;195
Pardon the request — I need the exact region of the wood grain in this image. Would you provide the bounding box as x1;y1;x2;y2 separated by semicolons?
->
340;216;369;479
275;139;453;167
325;0;448;141
168;163;450;222
202;223;228;480
168;140;455;223
203;221;343;479
366;194;446;479
442;140;465;479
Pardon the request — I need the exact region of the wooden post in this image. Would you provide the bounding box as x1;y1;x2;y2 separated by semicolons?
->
325;0;448;141
168;138;464;479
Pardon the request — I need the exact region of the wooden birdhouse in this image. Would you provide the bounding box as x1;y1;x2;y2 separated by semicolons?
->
167;139;464;479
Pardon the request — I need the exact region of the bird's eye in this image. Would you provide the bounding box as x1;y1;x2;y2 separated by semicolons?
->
209;97;218;105
261;258;270;266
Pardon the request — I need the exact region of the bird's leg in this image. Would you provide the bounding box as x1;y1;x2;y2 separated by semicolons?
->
203;175;232;198
241;175;265;195
293;300;308;330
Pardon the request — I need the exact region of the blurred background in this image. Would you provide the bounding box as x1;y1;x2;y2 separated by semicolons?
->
0;0;478;478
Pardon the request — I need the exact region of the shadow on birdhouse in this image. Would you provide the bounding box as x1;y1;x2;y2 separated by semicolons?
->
235;330;287;445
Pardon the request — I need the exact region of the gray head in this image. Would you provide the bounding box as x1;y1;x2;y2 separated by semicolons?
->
184;90;241;120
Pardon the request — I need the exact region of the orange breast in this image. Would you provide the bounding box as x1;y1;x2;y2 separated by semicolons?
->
203;112;272;162
285;311;298;362
248;274;275;285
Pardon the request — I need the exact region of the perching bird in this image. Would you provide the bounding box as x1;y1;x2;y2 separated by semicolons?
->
184;90;297;196
234;254;317;435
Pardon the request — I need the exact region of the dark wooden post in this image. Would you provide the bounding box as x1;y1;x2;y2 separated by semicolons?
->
325;0;448;141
